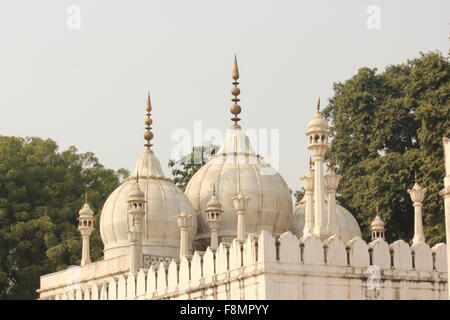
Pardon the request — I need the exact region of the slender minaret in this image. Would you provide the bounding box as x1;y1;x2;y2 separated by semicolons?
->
301;158;315;238
230;54;242;129
370;211;385;240
205;186;223;251
232;193;251;241
408;172;427;244
127;177;146;273
438;137;450;299
176;211;192;259
324;160;341;236
78;193;95;266
307;98;330;239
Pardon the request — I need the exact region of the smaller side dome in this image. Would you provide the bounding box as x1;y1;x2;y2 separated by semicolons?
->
79;203;94;217
307;113;328;132
370;215;385;240
307;99;329;133
371;215;385;230
206;194;222;211
128;181;146;201
290;202;361;243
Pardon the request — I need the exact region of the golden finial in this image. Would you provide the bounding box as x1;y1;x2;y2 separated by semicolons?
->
414;170;418;183
144;93;154;151
230;54;242;129
85;186;88;204
309;156;313;170
316;97;321;112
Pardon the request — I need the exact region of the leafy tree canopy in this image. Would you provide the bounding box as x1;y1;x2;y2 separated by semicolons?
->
168;144;218;191
0;136;126;299
322;51;449;244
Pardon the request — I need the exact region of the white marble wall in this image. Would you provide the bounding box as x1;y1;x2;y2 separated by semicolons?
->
39;231;448;300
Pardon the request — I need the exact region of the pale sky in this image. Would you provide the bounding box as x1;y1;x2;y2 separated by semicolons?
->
0;0;448;193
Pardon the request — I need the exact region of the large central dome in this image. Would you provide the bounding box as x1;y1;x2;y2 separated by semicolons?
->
185;57;293;248
186;130;293;249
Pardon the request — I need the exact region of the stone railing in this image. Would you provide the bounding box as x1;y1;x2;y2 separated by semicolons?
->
39;231;448;300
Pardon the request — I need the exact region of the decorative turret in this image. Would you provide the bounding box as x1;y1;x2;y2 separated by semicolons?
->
205;187;223;251
300;158;315;238
127;176;146;273
232;193;251;241
176;211;193;259
324;160;341;236
371;212;385;240
78;194;95;266
307;98;330;239
408;172;427;244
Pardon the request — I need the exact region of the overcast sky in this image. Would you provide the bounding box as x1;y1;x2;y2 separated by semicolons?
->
0;0;448;193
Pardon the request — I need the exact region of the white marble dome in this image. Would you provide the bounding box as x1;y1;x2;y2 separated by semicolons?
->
100;150;197;260
289;200;362;242
185;127;293;248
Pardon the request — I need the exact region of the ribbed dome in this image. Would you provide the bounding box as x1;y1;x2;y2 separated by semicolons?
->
185;128;293;249
79;203;94;217
206;195;222;211
100;151;197;260
290;201;361;243
371;215;385;229
307;112;329;133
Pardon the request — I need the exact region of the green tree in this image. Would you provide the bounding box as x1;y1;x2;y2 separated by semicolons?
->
0;136;126;299
322;51;449;244
168;145;218;191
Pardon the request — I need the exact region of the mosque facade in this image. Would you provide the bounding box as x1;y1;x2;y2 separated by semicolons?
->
37;57;450;300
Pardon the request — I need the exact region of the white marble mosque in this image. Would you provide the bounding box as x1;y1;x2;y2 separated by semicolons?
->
37;57;450;300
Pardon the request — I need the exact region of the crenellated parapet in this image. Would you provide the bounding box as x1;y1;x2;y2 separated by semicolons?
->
39;230;448;300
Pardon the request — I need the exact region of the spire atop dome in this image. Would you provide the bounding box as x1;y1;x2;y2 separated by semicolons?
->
144;93;154;152
230;54;242;129
307;99;329;133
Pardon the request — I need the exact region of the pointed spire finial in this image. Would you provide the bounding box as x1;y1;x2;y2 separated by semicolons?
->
85;185;88;204
212;184;216;196
144;93;154;151
232;54;239;80
414;170;418;183
309;156;313;170
316;97;321;112
146;92;152;112
230;54;242;129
